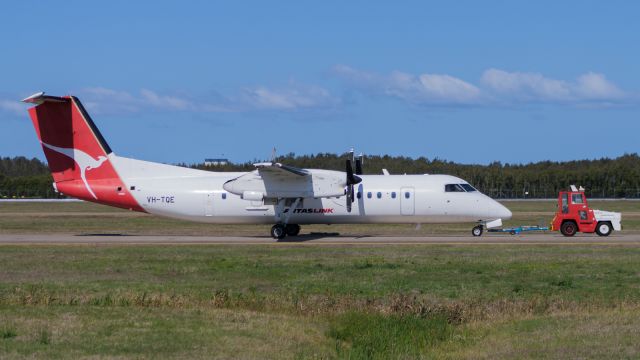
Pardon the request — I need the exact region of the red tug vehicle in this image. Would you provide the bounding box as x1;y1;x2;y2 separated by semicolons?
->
550;186;622;237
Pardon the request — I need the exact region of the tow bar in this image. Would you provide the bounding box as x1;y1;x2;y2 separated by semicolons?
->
488;225;549;235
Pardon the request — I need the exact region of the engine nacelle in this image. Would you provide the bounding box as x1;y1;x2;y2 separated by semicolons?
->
241;191;264;201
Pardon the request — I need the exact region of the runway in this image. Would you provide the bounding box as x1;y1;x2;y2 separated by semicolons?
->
1;233;639;245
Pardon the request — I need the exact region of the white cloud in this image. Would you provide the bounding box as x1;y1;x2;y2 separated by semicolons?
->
573;72;624;100
0;99;26;116
140;89;194;110
418;73;481;103
333;64;377;86
242;84;337;110
3;68;629;119
480;69;572;101
80;87;197;113
481;69;625;103
75;83;337;115
334;65;481;105
335;65;630;106
81;87;142;114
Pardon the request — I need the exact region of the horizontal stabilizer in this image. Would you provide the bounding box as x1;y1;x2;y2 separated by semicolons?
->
22;92;68;105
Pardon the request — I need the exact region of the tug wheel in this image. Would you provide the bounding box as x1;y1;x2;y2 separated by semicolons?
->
596;222;612;237
560;222;577;237
472;225;483;237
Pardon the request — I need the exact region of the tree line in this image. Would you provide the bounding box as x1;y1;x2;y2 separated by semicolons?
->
0;156;57;198
2;153;640;199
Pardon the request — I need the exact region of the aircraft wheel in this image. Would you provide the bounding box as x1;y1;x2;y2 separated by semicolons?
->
596;222;612;237
285;224;301;236
271;224;286;239
472;225;483;237
560;221;577;237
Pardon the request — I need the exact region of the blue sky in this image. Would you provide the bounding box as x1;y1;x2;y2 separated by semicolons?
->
1;1;638;165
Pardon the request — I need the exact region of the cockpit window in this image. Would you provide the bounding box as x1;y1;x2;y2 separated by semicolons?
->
445;184;465;192
460;184;477;192
572;193;584;204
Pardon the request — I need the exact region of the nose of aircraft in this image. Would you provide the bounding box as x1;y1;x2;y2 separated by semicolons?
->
489;201;512;220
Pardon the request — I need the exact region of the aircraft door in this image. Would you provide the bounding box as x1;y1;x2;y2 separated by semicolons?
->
400;187;415;215
205;193;214;216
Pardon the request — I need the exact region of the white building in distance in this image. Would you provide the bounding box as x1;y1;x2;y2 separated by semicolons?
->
204;158;229;166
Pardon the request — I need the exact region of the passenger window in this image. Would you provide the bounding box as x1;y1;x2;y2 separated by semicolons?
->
571;194;584;204
222;193;227;200
377;192;382;199
367;192;372;199
391;192;396;199
445;184;465;192
561;193;569;214
405;192;410;199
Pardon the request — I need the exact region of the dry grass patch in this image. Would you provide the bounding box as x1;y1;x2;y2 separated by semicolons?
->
433;306;640;359
0;306;334;359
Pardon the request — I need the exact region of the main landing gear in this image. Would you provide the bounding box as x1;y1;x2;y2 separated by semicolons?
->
472;225;484;237
270;224;301;239
270;197;303;240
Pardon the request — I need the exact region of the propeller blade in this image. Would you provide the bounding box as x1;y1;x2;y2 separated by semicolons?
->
346;159;354;183
355;158;363;175
346;159;362;185
345;159;360;213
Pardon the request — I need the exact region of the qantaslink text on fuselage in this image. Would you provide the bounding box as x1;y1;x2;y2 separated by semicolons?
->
284;208;334;214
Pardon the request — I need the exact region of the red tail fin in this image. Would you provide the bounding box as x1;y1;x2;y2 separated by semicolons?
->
23;92;144;211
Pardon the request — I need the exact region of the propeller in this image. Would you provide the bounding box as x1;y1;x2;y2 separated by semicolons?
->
346;159;362;212
355;155;363;175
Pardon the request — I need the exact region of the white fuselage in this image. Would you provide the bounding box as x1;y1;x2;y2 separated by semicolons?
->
111;155;512;225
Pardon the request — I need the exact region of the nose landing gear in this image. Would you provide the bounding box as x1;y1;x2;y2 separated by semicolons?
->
472;225;484;237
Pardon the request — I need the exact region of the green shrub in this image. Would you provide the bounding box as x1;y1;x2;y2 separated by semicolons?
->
328;312;451;359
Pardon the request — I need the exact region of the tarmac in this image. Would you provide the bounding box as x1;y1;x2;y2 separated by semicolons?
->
0;233;639;245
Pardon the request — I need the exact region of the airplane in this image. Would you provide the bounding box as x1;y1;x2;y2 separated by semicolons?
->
22;92;512;239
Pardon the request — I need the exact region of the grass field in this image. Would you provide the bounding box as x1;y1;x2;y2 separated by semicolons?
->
2;244;640;358
1;201;640;358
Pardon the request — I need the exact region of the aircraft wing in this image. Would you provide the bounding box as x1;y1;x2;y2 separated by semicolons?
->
223;162;347;199
254;162;310;178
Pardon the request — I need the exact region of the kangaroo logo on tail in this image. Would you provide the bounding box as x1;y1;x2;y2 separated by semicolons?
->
41;142;109;199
